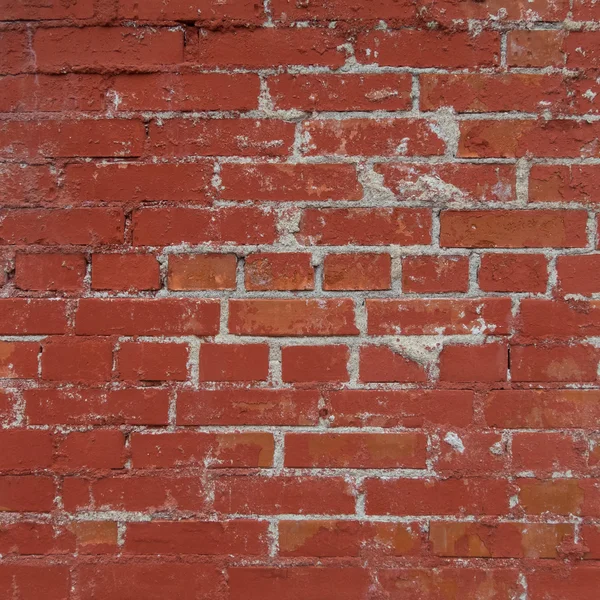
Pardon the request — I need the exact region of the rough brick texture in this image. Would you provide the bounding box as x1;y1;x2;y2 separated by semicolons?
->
0;1;598;598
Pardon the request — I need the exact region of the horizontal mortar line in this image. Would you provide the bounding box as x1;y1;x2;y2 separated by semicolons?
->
4;110;600;121
6;510;587;524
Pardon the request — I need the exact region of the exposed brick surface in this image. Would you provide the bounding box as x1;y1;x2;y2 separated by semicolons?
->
0;2;597;598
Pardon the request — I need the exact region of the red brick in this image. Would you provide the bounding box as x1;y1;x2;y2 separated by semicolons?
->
512;432;587;473
278;520;421;557
441;210;588;248
200;343;269;382
0;74;105;112
301;119;445;156
285;432;427;469
0;522;74;556
282;345;349;383
507;30;565;67
220;163;362;201
124;520;269;555
66;521;119;554
436;431;505;475
63;162;213;204
15;253;86;292
168;254;237;290
0;341;39;379
565;32;600;69
479;253;548;292
229;567;370;600
272;0;417;22
511;344;600;383
76;298;220;336
419;0;568;22
118;342;189;382
34;27;184;72
366;478;509;516
377;162;516;203
65;475;206;512
92;254;160;291
518;478;600;516
402;255;469;293
430;522;572;558
582;525;600;558
75;563;223;600
25;388;170;426
131;432;274;468
439;343;508;382
0;208;124;246
213;476;355;515
557;255;600;295
326;390;473;428
0;0;94;19
0;119;144;160
0;299;68;334
118;0;263;22
0;430;53;471
459;120;600;158
197;28;346;68
297;208;432;246
356;30;500;68
518;299;600;339
133;207;276;246
367;298;511;335
270;73;412;111
379;568;520;599
0;31;32;74
484;389;600;429
41;337;113;383
323;253;391;291
0;390;15;425
421;73;569;114
359;345;427;383
112;73;260;111
0;165;58;207
177;389;320;426
245;253;314;291
0;564;70;600
55;431;125;471
530;165;600;204
149;119;294;157
0;476;55;511
229;299;358;336
574;0;600;20
529;567;600;600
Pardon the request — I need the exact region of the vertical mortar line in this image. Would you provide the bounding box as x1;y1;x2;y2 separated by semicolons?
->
267;519;280;557
411;72;420;114
500;31;508;68
515;158;530;206
468;252;481;295
587;209;598;252
546;253;558;298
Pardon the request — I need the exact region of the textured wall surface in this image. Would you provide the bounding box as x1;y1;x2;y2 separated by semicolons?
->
1;0;600;598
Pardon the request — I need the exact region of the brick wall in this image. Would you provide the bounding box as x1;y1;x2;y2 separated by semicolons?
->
1;0;599;598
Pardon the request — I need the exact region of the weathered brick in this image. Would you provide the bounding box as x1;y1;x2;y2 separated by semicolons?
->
356;31;500;68
367;298;511;335
269;73;412;111
220;163;362;202
245;253;314;291
297;208;432;246
441;211;588;248
301;119;446;156
34;28;184;72
229;299;358;336
168;254;237;290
